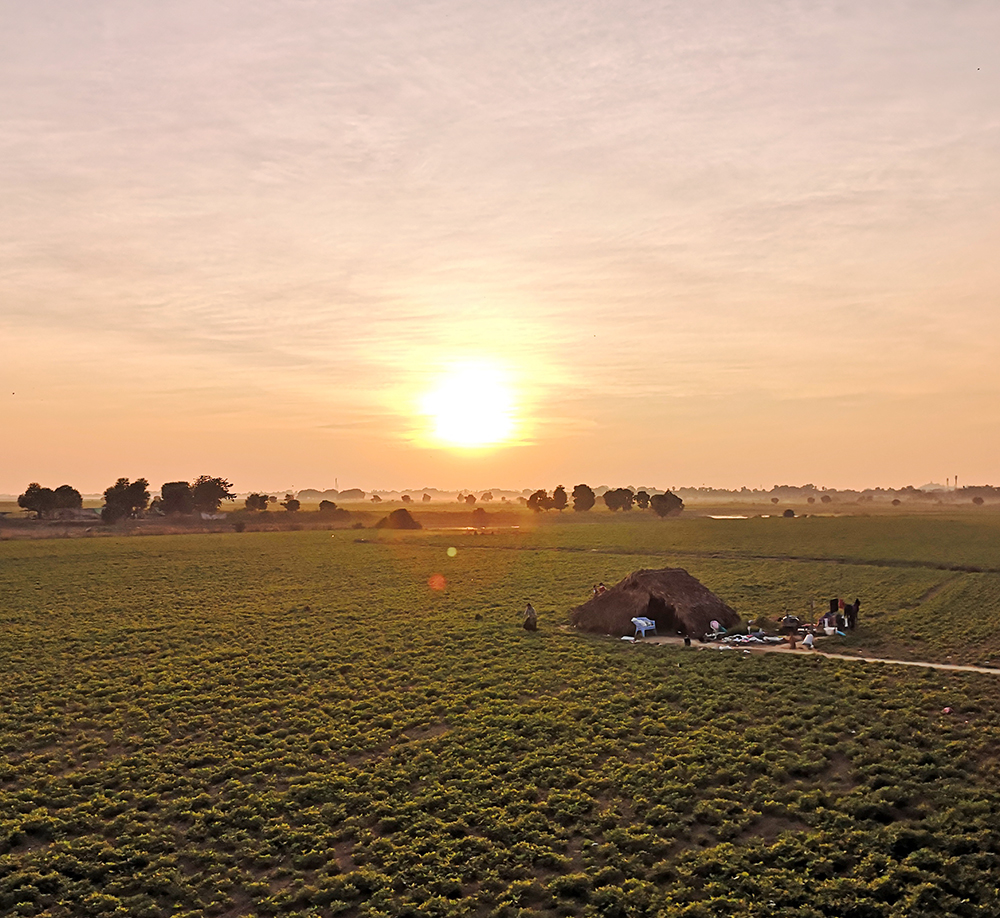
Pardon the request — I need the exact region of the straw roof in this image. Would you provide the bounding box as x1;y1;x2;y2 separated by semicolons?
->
570;568;740;637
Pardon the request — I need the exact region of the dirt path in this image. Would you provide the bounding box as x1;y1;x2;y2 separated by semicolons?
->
641;634;1000;675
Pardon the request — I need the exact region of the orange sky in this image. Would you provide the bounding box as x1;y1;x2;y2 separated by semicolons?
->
2;1;999;494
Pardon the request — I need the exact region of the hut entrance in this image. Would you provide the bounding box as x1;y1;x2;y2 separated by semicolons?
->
646;596;681;634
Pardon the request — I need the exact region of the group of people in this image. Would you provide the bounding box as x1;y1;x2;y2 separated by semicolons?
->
820;597;860;632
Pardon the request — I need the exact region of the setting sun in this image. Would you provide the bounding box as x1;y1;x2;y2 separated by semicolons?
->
420;362;517;449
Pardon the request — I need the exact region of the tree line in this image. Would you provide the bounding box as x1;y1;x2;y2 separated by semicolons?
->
15;477;315;523
526;484;683;517
16;479;684;523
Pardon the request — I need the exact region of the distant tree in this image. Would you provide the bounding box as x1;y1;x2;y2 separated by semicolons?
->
634;490;650;510
375;508;422;530
650;491;683;518
338;489;365;500
457;493;465;503
18;483;57;519
572;484;596;512
422;493;432;502
527;489;549;512
481;491;494;502
973;496;985;506
603;488;635;512
191;476;236;513
472;507;487;528
281;496;301;512
782;508;795;518
318;500;350;522
465;494;477;505
771;497;779;504
160;481;194;515
552;485;568;511
401;494;412;503
820;495;833;504
370;494;382;503
102;477;150;523
245;493;272;512
53;485;83;511
807;497;815;504
891;498;901;506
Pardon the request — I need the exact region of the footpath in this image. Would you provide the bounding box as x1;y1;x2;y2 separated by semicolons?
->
643;635;1000;675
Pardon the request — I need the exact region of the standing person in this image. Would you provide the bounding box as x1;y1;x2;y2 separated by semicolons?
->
523;603;538;631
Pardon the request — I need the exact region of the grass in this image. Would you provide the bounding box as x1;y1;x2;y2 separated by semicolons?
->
1;517;999;916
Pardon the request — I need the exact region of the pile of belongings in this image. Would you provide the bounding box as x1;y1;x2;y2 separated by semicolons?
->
719;632;788;646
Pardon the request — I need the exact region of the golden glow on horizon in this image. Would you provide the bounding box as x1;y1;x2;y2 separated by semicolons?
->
420;361;517;449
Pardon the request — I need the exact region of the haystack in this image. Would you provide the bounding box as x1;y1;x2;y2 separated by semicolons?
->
570;568;740;638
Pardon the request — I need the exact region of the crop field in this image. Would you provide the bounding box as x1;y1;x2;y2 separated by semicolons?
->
2;517;1000;917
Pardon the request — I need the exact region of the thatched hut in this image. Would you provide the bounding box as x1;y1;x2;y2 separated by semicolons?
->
570;568;740;638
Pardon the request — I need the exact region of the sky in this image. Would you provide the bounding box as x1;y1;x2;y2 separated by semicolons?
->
2;0;999;495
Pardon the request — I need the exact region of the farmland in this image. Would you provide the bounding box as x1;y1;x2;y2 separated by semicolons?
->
2;514;1000;916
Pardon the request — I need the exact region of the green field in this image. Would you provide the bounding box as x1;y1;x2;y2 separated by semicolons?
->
2;516;1000;916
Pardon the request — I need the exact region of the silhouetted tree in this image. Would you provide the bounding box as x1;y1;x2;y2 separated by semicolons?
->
481;491;494;502
401;494;412;503
782;508;795;518
603;488;635;512
465;494;477;505
807;497;815;504
973;496;985;506
191;476;236;513
18;483;57;518
527;489;549;512
18;483;81;518
572;484;596;512
472;507;487;527
102;478;150;523
891;499;901;506
245;493;272;511
650;491;683;518
821;495;833;504
318;500;350;522
370;494;382;503
281;496;300;512
552;485;568;511
635;490;650;509
771;497;779;504
160;481;194;515
422;493;431;502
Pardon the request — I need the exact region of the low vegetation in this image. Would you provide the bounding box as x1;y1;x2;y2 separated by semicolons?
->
1;515;999;916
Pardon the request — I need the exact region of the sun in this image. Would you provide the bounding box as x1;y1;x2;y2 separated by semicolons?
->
420;361;517;449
